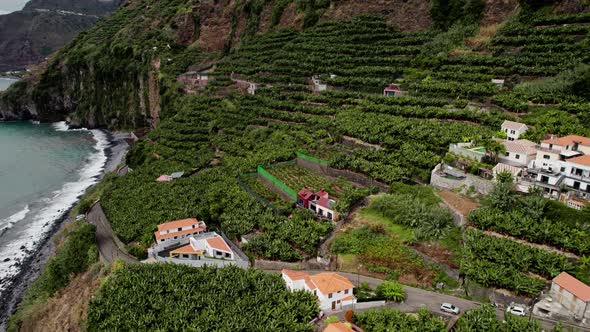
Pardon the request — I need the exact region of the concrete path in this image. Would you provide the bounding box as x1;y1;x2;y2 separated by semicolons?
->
87;202;137;264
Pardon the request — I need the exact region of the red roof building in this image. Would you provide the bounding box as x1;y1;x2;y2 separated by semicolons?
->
154;218;207;243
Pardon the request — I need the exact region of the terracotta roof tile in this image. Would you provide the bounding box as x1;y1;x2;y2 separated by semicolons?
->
310;273;354;294
206;236;232;253
157;218;201;232
324;322;354;332
282;269;316;290
553;272;590;301
170;244;202;255
154;227;206;241
543;135;590;147
154;218;206;240
569;155;590;167
503;139;537;156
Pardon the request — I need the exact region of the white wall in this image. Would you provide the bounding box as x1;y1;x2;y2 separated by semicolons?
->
317;287;355;311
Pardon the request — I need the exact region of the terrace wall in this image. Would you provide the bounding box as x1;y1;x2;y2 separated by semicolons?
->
295;157;390;192
154;256;250;269
431;163;493;195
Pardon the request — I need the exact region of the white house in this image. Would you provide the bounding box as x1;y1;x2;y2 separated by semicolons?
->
312;76;328;92
282;269;356;311
551;272;590;320
563;155;590;199
170;232;234;260
501;120;528;141
154;218;207;246
500;139;537;167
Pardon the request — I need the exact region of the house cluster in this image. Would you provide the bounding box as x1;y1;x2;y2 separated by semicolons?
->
149;218;248;267
156;171;184;182
449;120;590;209
297;188;340;221
534;272;590;323
282;269;356;312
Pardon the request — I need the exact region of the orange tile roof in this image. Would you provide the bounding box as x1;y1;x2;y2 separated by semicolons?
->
553;272;590;301
157;218;201;232
206;236;232;253
154;227;206;241
324;322;354;332
569;155;590;167
310;273;354;295
170;244;202;255
543;135;590;147
282;269;316;290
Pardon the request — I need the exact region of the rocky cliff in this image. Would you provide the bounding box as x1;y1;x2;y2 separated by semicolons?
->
0;0;122;72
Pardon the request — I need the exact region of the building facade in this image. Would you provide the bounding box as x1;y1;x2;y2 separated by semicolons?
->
551;272;590;320
154;218;207;246
501;120;528;141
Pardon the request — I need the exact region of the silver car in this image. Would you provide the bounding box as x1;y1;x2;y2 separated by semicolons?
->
440;302;460;315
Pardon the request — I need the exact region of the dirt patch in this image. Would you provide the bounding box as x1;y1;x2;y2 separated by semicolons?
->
175;12;198;45
197;0;236;52
438;190;480;217
278;3;303;30
322;0;432;32
257;2;274;33
413;242;459;269
18;264;106;332
480;0;520;26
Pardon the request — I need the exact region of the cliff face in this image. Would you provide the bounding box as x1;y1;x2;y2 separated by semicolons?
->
0;0;122;72
3;0;584;128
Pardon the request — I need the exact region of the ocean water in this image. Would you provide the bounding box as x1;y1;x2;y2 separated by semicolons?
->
0;121;108;296
0;78;18;91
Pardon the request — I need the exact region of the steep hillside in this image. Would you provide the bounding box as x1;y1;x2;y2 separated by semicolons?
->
0;0;122;72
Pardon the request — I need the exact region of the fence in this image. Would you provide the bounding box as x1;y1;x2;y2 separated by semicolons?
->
257;165;298;201
296;152;329;166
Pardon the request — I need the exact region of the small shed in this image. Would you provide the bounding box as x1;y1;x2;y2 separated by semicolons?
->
247;83;261;95
491;79;505;88
383;84;407;97
311;76;328;92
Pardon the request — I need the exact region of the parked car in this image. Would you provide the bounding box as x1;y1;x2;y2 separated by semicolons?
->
506;305;526;316
440;303;460;315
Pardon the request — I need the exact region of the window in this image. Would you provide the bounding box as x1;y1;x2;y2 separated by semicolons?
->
173;236;178;239
337;291;341;294
515;154;520;159
511;130;515;134
574;181;581;189
561;167;566;172
345;289;349;295
543;155;550;160
506;152;510;157
549;144;553;149
160;239;165;242
178;227;182;232
328;293;332;299
192;225;195;229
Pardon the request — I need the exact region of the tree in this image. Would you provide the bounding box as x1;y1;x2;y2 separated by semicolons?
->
376;281;406;302
481;139;506;164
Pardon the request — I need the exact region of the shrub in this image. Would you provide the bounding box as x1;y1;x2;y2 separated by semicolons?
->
376;281;406;302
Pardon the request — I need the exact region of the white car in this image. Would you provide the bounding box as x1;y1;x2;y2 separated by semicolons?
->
440;303;460;315
506;305;526;316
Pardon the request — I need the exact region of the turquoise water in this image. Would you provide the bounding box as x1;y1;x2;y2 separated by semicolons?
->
0;78;18;91
0;122;108;295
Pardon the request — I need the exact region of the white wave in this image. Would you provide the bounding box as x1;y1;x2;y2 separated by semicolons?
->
51;121;70;132
0;126;109;293
0;205;29;233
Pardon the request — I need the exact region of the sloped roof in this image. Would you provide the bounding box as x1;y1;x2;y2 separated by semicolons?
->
501;120;528;132
310;273;354;294
170;244;202;255
553;272;590;301
324;322;354;332
157;218;201;232
282;269;316;290
543;135;590;147
569;155;590;167
298;188;315;200
503;139;537;156
156;175;172;182
206;236;232;253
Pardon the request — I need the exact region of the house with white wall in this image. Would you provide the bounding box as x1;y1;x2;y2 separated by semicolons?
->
500;139;537;167
169;231;235;260
553;272;590;317
563;155;590;200
282;270;355;311
501;120;528;141
154;218;207;247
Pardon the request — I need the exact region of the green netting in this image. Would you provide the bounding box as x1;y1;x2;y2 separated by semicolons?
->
257;166;298;200
296;152;329;166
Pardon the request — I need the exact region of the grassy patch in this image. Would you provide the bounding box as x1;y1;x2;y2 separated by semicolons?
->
358;207;414;242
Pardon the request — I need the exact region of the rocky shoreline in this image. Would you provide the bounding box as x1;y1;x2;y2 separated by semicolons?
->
0;129;130;331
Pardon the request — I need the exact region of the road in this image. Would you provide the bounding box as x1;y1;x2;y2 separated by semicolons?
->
87;202;137;264
87;205;590;331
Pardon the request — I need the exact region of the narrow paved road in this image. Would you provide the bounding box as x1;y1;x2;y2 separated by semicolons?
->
87;202;137;264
